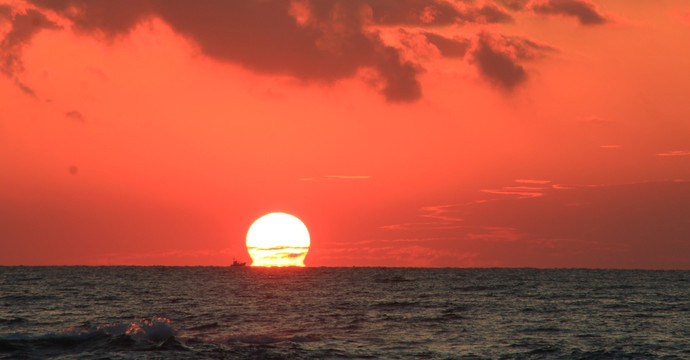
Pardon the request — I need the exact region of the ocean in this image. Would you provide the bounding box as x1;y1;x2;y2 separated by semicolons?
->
0;267;688;359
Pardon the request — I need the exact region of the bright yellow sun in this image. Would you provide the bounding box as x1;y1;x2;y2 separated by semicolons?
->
246;212;310;267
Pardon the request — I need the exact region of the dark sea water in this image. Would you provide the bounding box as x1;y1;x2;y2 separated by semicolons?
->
0;267;688;359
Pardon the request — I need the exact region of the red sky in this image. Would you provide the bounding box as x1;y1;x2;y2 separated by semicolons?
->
1;0;689;268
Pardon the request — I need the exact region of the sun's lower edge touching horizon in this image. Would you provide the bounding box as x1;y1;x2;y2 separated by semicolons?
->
246;212;310;267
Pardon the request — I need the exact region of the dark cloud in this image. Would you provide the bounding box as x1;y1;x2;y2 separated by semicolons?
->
468;3;514;24
340;0;463;26
471;33;527;89
28;0;432;102
1;0;558;100
495;0;530;11
0;7;60;96
65;110;85;122
0;4;12;19
532;0;608;25
29;0;154;36
14;78;37;97
503;35;559;60
375;45;421;101
0;8;59;77
311;0;507;26
423;32;471;58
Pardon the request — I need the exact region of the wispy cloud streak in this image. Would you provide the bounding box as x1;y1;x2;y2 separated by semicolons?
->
658;150;690;157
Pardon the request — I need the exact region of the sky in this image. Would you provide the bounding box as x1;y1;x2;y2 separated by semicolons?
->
1;0;689;268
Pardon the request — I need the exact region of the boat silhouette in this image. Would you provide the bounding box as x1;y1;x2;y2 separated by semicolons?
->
231;258;246;267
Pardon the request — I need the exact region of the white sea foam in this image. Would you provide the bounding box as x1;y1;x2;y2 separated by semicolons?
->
65;317;177;342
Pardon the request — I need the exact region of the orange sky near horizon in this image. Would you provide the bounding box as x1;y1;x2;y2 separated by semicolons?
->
1;0;689;268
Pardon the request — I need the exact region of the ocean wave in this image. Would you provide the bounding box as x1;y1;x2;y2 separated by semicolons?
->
0;317;181;358
1;267;687;359
0;317;26;325
287;334;321;343
233;334;284;345
215;333;322;345
187;322;220;331
374;275;411;283
1;294;56;302
66;317;178;342
372;300;420;309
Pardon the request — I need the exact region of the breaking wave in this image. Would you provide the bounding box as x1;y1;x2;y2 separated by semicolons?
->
0;317;184;358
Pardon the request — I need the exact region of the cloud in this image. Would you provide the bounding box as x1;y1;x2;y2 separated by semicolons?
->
464;226;521;242
422;32;470;58
466;3;514;24
1;8;59;76
0;4;11;20
341;0;509;26
531;0;608;25
0;0;572;102
658;150;690;157
13;78;36;97
380;204;463;230
347;0;463;26
374;45;422;101
515;179;552;184
503;35;559;60
381;204;465;231
318;243;478;267
466;181;690;268
0;7;59;95
65;110;85;122
393;181;690;268
419;204;464;223
363;177;690;268
385;245;478;265
495;0;530;11
480;178;561;199
9;0;563;101
246;246;310;251
481;189;544;198
379;222;463;231
25;0;454;102
471;33;528;89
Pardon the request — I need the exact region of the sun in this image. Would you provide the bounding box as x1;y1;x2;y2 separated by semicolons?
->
246;212;310;267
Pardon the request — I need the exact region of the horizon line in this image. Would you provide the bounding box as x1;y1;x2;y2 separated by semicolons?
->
0;265;687;271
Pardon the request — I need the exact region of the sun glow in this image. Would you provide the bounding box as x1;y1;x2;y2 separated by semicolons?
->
246;212;310;267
